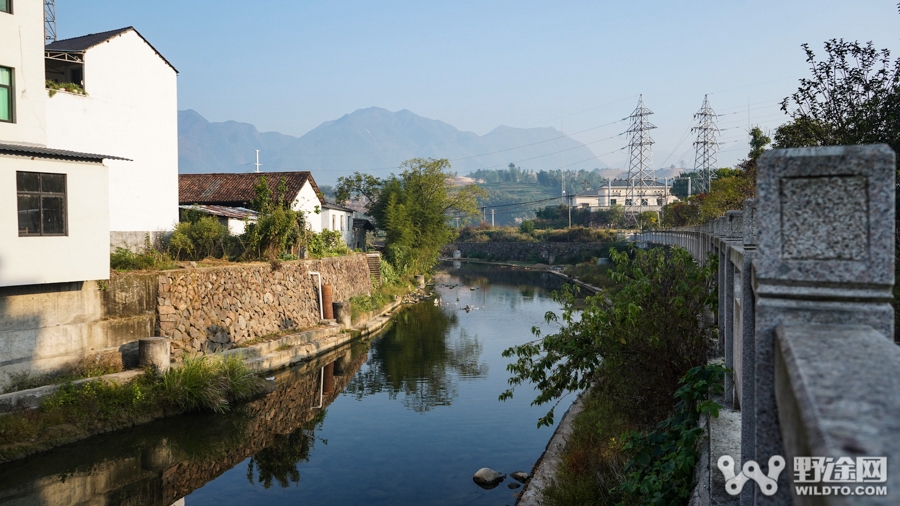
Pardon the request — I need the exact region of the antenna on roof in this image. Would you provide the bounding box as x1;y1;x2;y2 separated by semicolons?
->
255;150;261;173
44;0;57;43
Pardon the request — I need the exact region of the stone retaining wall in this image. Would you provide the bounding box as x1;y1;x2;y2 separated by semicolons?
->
446;241;610;264
156;255;372;359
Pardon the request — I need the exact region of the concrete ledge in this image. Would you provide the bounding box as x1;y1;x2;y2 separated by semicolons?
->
775;323;900;505
517;391;586;505
0;370;145;414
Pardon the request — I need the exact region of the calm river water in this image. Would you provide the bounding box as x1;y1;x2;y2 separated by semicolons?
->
0;263;573;506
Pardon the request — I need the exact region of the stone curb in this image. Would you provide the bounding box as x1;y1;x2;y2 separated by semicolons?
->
516;390;587;505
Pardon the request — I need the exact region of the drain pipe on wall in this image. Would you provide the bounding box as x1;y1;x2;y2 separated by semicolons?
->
309;271;323;320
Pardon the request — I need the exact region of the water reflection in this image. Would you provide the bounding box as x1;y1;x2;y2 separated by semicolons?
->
0;343;368;505
344;302;488;413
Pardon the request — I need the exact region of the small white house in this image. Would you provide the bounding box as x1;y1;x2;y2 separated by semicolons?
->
44;27;179;250
178;171;326;231
573;179;678;213
321;202;355;246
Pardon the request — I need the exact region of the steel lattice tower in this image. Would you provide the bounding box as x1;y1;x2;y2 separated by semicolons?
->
691;95;719;194
44;0;57;43
624;95;657;222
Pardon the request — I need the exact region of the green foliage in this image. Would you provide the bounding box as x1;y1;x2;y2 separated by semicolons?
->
637;211;658;230
336;158;486;275
562;260;616;289
242;175;308;261
501;246;715;427
775;39;900;159
111;246;178;271
619;364;726;505
306;230;350;257
46;80;87;97
168;213;230;260
519;219;536;234
161;355;264;413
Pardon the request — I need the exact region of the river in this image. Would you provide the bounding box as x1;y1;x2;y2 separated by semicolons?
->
0;263;574;506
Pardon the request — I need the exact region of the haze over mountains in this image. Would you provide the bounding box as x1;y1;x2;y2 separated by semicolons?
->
178;107;613;186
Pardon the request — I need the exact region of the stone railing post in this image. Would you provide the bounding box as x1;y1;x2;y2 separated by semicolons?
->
723;210;743;407
738;198;758;506
714;216;727;354
753;145;895;504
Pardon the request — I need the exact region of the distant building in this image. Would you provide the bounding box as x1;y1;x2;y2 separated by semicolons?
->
572;179;678;214
44;27;179;250
179;172;360;244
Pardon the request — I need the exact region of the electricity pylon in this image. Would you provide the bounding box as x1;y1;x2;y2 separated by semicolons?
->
624;95;656;223
691;95;719;194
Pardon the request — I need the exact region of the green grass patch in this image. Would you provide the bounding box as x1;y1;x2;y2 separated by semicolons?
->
0;355;267;449
110;247;178;271
1;354;124;395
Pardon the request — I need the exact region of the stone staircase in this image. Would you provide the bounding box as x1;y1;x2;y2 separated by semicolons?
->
365;253;381;284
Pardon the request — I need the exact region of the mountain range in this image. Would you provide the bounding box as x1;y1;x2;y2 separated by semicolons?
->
178;107;613;186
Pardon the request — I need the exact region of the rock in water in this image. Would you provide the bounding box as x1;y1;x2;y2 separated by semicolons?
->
507;482;521;489
473;468;505;489
510;471;529;483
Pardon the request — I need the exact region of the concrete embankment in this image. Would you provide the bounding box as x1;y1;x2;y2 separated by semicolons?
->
0;294;412;462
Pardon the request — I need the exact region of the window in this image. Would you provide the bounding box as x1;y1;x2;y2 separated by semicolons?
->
347;215;352;231
610;199;617;205
640;198;648;206
657;198;663;206
0;0;10;14
17;172;67;236
625;199;633;206
331;215;336;230
0;66;12;123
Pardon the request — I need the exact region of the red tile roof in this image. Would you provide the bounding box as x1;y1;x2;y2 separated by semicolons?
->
178;172;324;208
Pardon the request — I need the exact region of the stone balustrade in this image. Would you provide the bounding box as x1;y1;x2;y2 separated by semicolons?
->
641;144;898;505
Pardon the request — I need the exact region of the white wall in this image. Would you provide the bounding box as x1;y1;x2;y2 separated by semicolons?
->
321;208;354;246
46;29;178;236
0;1;48;146
0;156;110;287
292;182;324;232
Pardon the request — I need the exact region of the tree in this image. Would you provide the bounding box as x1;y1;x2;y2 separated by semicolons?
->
335;158;486;273
774;39;900;158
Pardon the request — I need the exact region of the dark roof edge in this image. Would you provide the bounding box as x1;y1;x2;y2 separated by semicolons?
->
49;26;178;74
0;143;130;163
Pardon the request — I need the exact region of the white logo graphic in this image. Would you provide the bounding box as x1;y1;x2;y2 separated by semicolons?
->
718;455;785;496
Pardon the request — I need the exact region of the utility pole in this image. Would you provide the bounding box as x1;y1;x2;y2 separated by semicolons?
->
482;206;486;224
255;150;262;173
567;193;572;228
491;209;495;227
692;95;719;194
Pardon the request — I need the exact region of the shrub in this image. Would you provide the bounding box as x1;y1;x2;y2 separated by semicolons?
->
520;219;536;234
168;214;230;260
501;245;715;427
161;355;265;413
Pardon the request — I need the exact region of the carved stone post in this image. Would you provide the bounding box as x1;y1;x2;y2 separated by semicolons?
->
753;145;895;504
739;198;758;506
723;210;743;407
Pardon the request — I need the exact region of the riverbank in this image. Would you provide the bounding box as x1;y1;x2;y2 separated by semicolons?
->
0;288;427;464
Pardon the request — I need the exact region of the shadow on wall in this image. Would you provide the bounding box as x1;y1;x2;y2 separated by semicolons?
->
0;280;55;390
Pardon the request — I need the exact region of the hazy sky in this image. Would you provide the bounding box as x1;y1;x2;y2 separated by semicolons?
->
57;1;899;171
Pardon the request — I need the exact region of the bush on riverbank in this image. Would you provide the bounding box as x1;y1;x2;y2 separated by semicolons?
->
456;224;617;245
0;355;267;453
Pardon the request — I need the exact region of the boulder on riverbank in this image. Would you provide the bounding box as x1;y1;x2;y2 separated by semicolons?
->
473;468;505;489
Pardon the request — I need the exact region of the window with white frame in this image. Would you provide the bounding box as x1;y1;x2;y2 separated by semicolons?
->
17;171;67;236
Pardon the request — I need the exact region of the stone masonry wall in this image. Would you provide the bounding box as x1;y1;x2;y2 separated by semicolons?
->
447;241;610;264
156;255;372;358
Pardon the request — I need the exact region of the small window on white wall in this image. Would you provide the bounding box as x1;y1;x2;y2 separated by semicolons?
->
332;215;336;230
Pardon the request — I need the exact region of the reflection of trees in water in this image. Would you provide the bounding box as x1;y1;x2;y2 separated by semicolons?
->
449;263;565;293
246;411;326;489
343;303;487;412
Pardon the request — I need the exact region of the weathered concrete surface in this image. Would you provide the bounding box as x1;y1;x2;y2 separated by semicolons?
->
776;323;900;506
0;275;157;385
517;391;586;505
0;370;145;414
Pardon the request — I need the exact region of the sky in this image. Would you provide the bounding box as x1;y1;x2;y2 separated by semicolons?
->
57;0;899;171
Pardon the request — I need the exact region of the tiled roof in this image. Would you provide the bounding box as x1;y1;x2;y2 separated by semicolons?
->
178;205;258;220
322;202;355;213
46;27;178;73
178;172;323;207
353;218;375;231
0;142;129;162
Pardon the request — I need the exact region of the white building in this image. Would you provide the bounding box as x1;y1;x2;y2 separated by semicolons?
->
0;1;116;287
178;171;327;232
44;27;179;250
573;179;678;214
321;202;355;247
